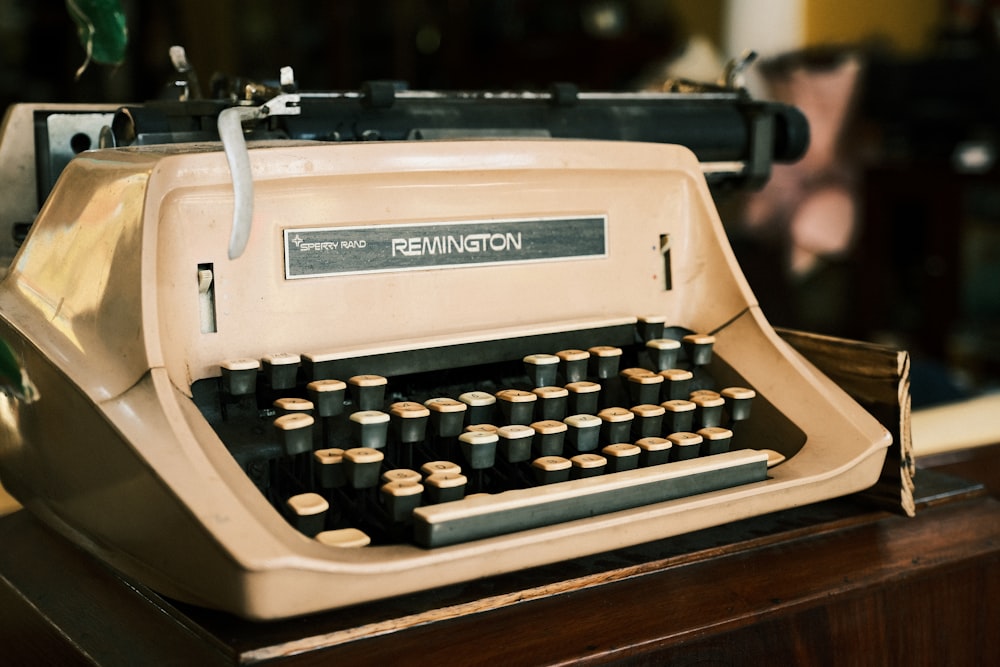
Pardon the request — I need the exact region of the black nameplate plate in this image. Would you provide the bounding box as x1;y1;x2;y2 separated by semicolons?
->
284;216;607;279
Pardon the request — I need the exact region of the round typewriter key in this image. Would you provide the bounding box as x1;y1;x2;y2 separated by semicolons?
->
307;379;347;418
721;386;756;422
465;423;499;435
531;456;572;485
389;402;430;444
691;393;725;429
274;412;315;456
349;410;390;449
635;436;672;466
645;338;681;371
424;397;468;438
262;352;301;391
315;527;371;548
421;460;462;477
682;333;716;366
667;431;703;461
380;480;424;522
220;358;260;396
597;407;634;445
458;430;498;470
343;447;384;489
564;413;602;452
565;381;601;415
570;453;607;479
658;368;693;401
382;468;422;485
496;389;537;425
630;403;665;439
348;375;388;411
286;492;329;537
588;346;622;379
556;349;590;383
532;385;569;421
636;314;667;342
424;472;468;503
459;391;496;425
497;424;534;463
622;368;664;406
523;353;560;388
661;398;696;434
602;443;641;473
698;426;734;456
274;396;314;416
314;448;346;488
530;419;568;457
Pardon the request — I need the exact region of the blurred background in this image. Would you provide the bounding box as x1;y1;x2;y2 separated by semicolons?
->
1;0;998;410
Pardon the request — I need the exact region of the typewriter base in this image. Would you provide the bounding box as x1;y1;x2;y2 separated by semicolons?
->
1;445;998;666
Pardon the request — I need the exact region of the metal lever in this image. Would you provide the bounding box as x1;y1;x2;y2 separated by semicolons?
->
218;76;301;260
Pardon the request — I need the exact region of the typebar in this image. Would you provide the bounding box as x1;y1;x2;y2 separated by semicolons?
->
412;449;768;547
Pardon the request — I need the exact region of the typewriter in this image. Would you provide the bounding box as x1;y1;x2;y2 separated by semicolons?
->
0;65;891;620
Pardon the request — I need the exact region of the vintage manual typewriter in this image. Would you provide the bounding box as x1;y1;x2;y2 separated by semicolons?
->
0;65;891;620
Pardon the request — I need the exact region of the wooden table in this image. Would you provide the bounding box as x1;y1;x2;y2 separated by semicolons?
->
2;444;998;666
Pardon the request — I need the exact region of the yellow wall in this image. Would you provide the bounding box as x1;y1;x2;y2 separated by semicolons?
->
805;0;942;53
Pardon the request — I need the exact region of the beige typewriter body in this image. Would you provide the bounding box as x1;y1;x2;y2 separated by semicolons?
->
0;137;890;619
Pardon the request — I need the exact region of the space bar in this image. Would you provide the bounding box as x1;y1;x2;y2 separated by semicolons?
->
412;449;769;548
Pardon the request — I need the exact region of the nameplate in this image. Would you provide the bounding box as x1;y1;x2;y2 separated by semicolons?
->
284;216;607;279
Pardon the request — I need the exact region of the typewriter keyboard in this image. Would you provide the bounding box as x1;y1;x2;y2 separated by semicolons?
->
192;319;772;549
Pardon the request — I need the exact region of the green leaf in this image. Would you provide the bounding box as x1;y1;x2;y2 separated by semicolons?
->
66;0;128;70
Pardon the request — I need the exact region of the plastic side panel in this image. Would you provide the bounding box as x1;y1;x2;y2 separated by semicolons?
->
146;140;757;388
712;307;893;480
3;153;158;401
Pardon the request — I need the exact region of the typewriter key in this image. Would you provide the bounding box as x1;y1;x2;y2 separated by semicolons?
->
523;353;560;388
645;338;681;371
698;426;734;456
636;314;667;342
496;424;534;463
682;334;715;366
570;453;607;479
530;420;567;457
555;348;589;383
598;407;634;444
588;345;622;379
531;456;572;485
635;437;672;467
350;410;390;449
424;397;468;438
315;528;371;548
659;368;693;401
343;447;384;489
314;448;346;488
220;358;260;396
602;443;641;473
458;431;498;470
661;399;696;434
630;403;665;439
721;386;756;422
348;374;388;411
532;386;568;421
564;413;602;452
667;431;703;461
262;353;301;391
381;480;424;522
458;391;496;425
274;413;314;456
496;389;537;425
286;492;328;537
307;379;347;418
